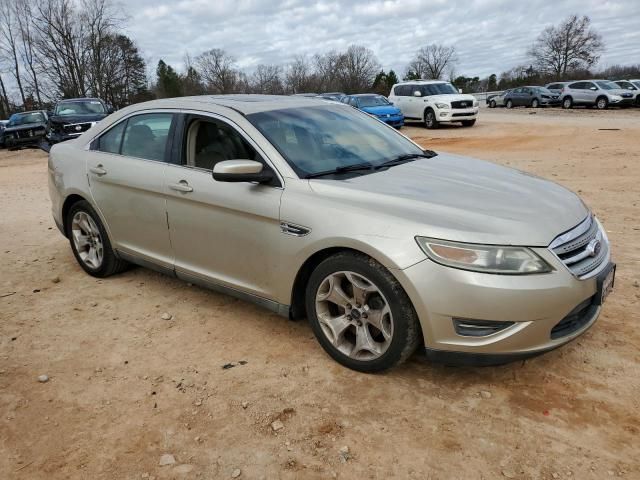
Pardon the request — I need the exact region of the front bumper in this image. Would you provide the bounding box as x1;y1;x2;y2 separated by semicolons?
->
438;107;478;122
540;98;561;106
394;247;611;363
47;131;83;144
5;133;46;147
377;114;404;127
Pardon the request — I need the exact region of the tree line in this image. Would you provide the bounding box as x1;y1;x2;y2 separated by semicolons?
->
1;3;634;118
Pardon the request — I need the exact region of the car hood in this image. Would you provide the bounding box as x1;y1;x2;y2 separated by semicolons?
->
361;105;402;115
308;153;588;246
427;93;476;103
609;88;634;97
5;122;47;132
49;113;107;125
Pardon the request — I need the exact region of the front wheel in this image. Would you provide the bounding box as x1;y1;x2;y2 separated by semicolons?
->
506;99;513;109
596;96;608;110
562;97;573;109
489;100;496;108
461;120;476;127
66;200;128;277
305;252;421;372
424;109;439;129
531;98;539;108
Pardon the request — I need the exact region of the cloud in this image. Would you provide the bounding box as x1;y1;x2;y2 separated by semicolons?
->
124;0;639;78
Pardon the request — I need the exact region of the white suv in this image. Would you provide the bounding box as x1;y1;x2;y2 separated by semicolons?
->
389;80;479;129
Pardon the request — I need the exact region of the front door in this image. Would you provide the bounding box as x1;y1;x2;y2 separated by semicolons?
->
165;114;283;299
86;112;175;268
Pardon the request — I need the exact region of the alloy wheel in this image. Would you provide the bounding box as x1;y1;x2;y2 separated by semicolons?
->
71;211;104;269
314;271;393;361
597;98;607;109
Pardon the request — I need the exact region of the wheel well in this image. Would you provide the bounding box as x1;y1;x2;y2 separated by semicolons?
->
61;194;87;237
596;95;608;103
289;247;364;320
423;107;434;121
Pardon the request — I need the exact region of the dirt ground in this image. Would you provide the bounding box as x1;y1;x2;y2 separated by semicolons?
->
1;107;639;480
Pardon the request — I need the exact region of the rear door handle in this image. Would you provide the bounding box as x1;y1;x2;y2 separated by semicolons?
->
168;181;193;193
89;165;107;176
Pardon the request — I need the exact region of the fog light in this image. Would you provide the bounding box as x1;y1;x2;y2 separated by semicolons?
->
453;318;514;337
440;112;447;117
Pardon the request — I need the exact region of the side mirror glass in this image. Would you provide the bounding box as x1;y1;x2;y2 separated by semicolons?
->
212;160;273;184
413;90;422;97
590;87;597;90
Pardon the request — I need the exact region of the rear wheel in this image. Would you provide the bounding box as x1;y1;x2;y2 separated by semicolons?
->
424;109;439;129
596;96;608;110
506;99;513;109
562;97;573;109
305;252;421;372
66;200;128;278
461;120;476;127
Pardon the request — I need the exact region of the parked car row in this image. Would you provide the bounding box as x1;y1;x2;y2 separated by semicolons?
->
319;80;480;130
0;97;113;150
488;79;640;110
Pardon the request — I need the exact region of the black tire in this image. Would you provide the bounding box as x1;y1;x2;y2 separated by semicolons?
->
562;97;573;109
423;108;439;129
66;200;128;278
461;120;476;127
305;251;422;373
489;100;496;108
506;99;513;109
596;96;608;110
531;98;539;108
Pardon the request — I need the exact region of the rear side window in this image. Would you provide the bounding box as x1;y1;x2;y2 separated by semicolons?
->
568;82;583;89
121;113;174;161
97;121;125;154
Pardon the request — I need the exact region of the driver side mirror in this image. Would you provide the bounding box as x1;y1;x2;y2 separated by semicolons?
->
107;105;115;114
212;160;273;184
590;86;597;90
413;90;422;97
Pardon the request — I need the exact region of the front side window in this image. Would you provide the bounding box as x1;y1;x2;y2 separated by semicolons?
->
120;113;174;161
185;117;259;170
97;121;126;154
421;83;458;96
583;82;596;90
247;105;424;178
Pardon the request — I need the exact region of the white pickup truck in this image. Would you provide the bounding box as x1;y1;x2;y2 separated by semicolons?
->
388;80;479;129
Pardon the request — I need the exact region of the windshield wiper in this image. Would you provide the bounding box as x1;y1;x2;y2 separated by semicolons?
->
374;150;438;170
304;162;374;179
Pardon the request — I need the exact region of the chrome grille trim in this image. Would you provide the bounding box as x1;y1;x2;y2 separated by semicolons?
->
549;215;610;280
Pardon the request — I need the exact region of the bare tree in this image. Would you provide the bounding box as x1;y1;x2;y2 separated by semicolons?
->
13;0;43;106
285;55;316;93
528;15;604;78
337;45;380;93
409;44;457;80
196;48;239;94
0;70;10;116
250;64;283;94
0;0;26;105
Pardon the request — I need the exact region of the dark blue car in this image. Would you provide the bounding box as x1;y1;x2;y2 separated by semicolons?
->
342;94;404;128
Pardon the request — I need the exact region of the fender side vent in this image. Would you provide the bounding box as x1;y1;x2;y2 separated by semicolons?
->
280;222;310;237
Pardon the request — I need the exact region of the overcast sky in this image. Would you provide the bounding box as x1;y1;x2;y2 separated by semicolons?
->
124;0;640;78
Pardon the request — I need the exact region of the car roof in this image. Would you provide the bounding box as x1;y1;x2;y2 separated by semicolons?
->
351;93;382;97
57;97;104;103
394;80;450;85
124;94;340;115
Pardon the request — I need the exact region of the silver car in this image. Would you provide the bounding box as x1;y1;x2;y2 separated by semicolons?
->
614;80;640;106
48;95;615;372
560;80;635;109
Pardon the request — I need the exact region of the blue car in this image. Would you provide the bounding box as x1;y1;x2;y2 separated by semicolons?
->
342;94;404;128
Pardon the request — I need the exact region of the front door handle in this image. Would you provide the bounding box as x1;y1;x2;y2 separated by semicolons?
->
168;181;193;193
90;165;107;176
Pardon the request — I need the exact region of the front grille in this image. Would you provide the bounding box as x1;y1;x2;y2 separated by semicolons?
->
549;216;608;278
550;297;597;339
451;100;473;109
63;122;93;134
452;112;475;117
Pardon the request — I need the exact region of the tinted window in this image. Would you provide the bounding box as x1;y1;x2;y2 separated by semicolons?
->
247;105;424;178
121;113;173;161
583;82;596;90
186;118;258;170
97;121;126;154
568;82;584;89
8;112;45;126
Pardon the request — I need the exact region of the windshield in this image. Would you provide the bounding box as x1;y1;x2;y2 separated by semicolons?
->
633;81;640;89
247;105;424;178
421;83;458;95
357;95;390;107
8;112;45;126
595;81;619;90
537;87;553;95
55;100;105;116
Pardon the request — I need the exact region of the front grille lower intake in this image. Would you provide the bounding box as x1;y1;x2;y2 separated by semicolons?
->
453;318;514;337
550;297;598;339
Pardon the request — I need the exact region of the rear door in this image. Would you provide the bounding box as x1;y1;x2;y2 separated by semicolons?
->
164;113;284;299
86;112;176;269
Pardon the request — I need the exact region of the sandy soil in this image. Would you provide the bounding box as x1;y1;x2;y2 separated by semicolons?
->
1;108;639;480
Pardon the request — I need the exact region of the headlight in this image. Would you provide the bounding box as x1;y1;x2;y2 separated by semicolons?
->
415;237;553;274
435;102;449;109
473;100;479;107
